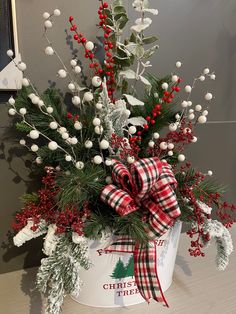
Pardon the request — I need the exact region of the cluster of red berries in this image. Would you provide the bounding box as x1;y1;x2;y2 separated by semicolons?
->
67;112;79;122
97;1;116;100
186;208;211;258
147;120;194;159
69;1;116;101
187;228;209;257
130;104;162;144
54;205;90;235
12;168;58;232
162;84;181;103
131;81;182;144
163;78;181;101
193;183;236;228
12;168;91;236
216;201;236;228
167;120;193;147
111;134;141;161
72;202;91;236
184;190;209;257
174;164;210;257
69;16;101;73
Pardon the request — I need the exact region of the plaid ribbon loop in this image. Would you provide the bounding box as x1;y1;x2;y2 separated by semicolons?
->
101;157;180;237
100;157;181;307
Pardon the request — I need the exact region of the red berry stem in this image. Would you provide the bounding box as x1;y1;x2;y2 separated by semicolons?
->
133;79;183;144
69;17;101;76
12;168;90;235
97;0;116;101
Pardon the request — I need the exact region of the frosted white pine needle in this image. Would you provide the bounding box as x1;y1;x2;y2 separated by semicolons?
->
203;219;233;270
72;233;88;245
43;224;59;256
13;219;46;247
197;201;212;215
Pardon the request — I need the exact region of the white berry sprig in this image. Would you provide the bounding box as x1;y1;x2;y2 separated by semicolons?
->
171;67;215;131
8;102;84;168
42;9;86;107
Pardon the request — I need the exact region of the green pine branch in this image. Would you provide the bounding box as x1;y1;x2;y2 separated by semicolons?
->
15;122;32;133
113;211;150;244
56;164;107;209
19;192;39;205
175;169;196;189
83;197;123;238
193;179;226;202
177;196;194;222
130;74;179;155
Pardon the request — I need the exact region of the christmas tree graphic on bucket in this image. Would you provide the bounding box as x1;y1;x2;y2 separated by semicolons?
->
111;256;134;279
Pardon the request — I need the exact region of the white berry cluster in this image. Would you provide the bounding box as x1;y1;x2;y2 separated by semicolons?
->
175;67;215;127
43;9;61;29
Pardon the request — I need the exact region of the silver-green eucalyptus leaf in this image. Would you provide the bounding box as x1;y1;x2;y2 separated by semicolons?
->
143;45;159;58
127;116;147;126
123;94;145;106
142;36;158;45
139;75;151;86
131;17;152;33
119;69;136;79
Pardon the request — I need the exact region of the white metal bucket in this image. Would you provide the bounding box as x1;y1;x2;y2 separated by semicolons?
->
71;221;182;308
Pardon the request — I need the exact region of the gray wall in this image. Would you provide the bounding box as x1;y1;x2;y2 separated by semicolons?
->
0;0;235;273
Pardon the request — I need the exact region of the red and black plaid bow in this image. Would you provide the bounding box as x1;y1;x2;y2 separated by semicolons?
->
100;157;181;307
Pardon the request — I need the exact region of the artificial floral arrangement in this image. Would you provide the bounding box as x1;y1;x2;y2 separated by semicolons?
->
6;0;235;313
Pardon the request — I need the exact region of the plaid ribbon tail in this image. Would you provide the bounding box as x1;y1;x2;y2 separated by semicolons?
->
134;243;169;307
104;236;136;253
105;238;169;307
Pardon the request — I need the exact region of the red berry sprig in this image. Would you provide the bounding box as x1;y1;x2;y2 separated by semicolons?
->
129;79;183;145
97;0;116;101
69;16;101;74
69;3;116;101
12;168;90;235
67;112;79;122
111;134;140;161
162;78;182;104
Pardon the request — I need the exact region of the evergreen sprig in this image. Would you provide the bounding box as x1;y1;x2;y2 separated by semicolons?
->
56;164;107;209
83;204;150;244
83;207;115;239
15;122;32;133
193;180;226;201
177;199;194;222
19;192;39;205
114;211;150;244
131;74;178;154
175;169;196;189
